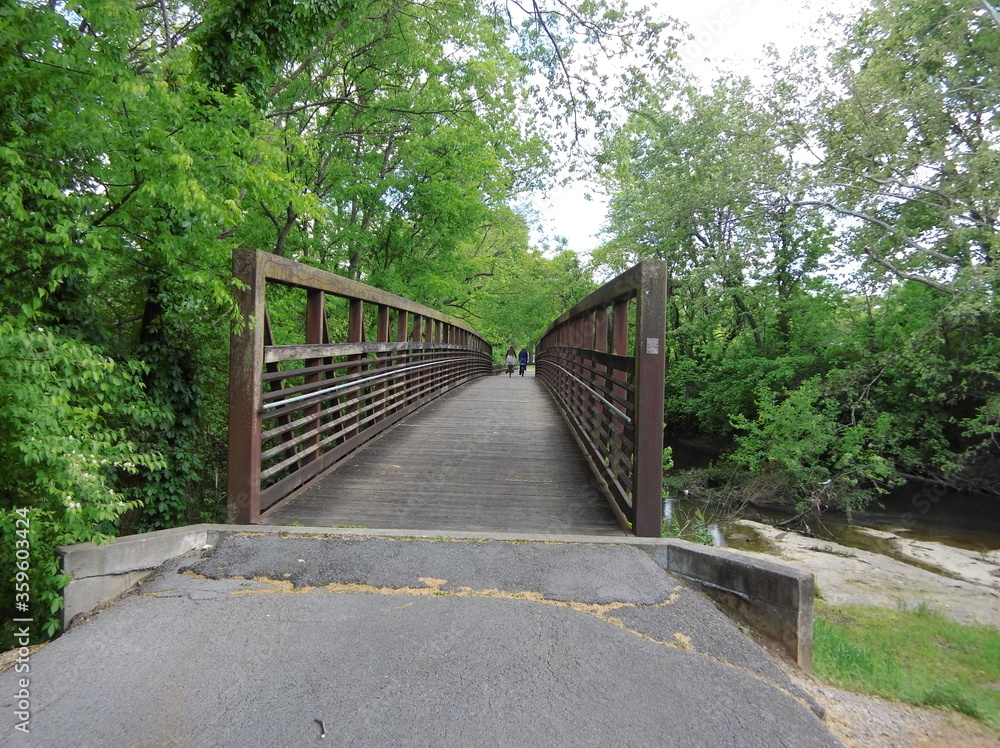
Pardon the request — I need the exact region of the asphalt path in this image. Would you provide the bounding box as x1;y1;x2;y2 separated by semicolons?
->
2;535;842;747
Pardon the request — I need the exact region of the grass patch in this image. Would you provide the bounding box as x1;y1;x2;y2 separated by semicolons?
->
814;601;1000;733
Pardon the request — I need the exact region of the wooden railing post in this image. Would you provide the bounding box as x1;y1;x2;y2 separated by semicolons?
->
301;289;324;466
346;299;364;437
228;248;265;524
395;310;408;415
411;313;422;343
375;305;390;422
632;263;667;537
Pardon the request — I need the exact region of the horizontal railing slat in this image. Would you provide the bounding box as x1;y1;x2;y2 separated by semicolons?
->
264;341;473;364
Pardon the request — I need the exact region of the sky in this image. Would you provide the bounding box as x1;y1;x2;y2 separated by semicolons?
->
531;0;866;257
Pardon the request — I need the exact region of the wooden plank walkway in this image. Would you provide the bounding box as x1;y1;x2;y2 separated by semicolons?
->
260;371;625;535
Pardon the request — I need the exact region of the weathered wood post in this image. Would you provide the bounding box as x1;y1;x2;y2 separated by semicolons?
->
228;248;265;524
632;262;667;537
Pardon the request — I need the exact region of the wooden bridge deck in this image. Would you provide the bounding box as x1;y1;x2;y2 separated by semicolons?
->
259;371;625;535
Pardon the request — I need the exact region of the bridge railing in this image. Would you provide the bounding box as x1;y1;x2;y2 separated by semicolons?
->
536;261;666;537
228;249;495;524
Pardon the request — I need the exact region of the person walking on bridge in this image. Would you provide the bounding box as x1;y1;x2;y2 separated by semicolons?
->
505;346;516;377
518;347;529;377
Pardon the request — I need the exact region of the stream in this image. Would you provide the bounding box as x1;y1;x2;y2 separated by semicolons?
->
665;438;1000;556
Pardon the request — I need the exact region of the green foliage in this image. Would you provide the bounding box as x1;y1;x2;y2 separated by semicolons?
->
468;247;596;356
0;323;164;645
0;0;283;642
5;0;993;658
660;507;714;546
194;0;365;106
820;0;1000;290
730;378;898;514
1;508;68;642
596;1;1000;510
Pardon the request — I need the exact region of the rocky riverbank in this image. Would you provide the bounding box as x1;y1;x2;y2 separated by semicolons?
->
730;519;1000;629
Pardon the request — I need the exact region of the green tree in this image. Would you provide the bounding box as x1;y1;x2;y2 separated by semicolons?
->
0;0;295;642
812;0;999;294
594;0;1000;509
806;0;1000;491
596;75;841;432
730;378;898;514
469;247;595;353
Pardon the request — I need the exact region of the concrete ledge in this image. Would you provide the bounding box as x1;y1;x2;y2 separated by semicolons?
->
639;539;814;672
57;525;814;671
60;570;156;626
58;524;221;628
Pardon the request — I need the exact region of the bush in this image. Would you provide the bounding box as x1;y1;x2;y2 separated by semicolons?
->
0;322;163;647
729;377;898;515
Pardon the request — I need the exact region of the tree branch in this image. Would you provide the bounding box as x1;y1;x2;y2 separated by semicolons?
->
796;199;964;266
91;179;145;228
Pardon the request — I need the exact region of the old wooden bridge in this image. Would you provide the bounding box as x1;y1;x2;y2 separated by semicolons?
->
228;249;666;537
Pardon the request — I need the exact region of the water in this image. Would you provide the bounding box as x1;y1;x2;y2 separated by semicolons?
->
665;437;1000;554
663;489;1000;556
804;488;1000;553
661;496;775;553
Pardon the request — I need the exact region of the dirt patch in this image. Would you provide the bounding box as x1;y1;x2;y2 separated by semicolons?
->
223;573;640;618
0;643;45;675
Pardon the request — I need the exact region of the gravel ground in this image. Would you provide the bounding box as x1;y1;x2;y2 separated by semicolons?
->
782;663;1000;748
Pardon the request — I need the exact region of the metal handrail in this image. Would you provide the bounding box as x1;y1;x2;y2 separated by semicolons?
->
262;358;468;411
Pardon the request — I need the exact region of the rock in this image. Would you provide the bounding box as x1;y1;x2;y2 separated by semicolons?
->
727;520;1000;630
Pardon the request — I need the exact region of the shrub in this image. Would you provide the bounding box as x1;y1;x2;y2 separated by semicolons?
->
0;322;163;646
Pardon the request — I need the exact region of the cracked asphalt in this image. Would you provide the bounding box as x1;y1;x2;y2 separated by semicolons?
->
1;534;842;747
